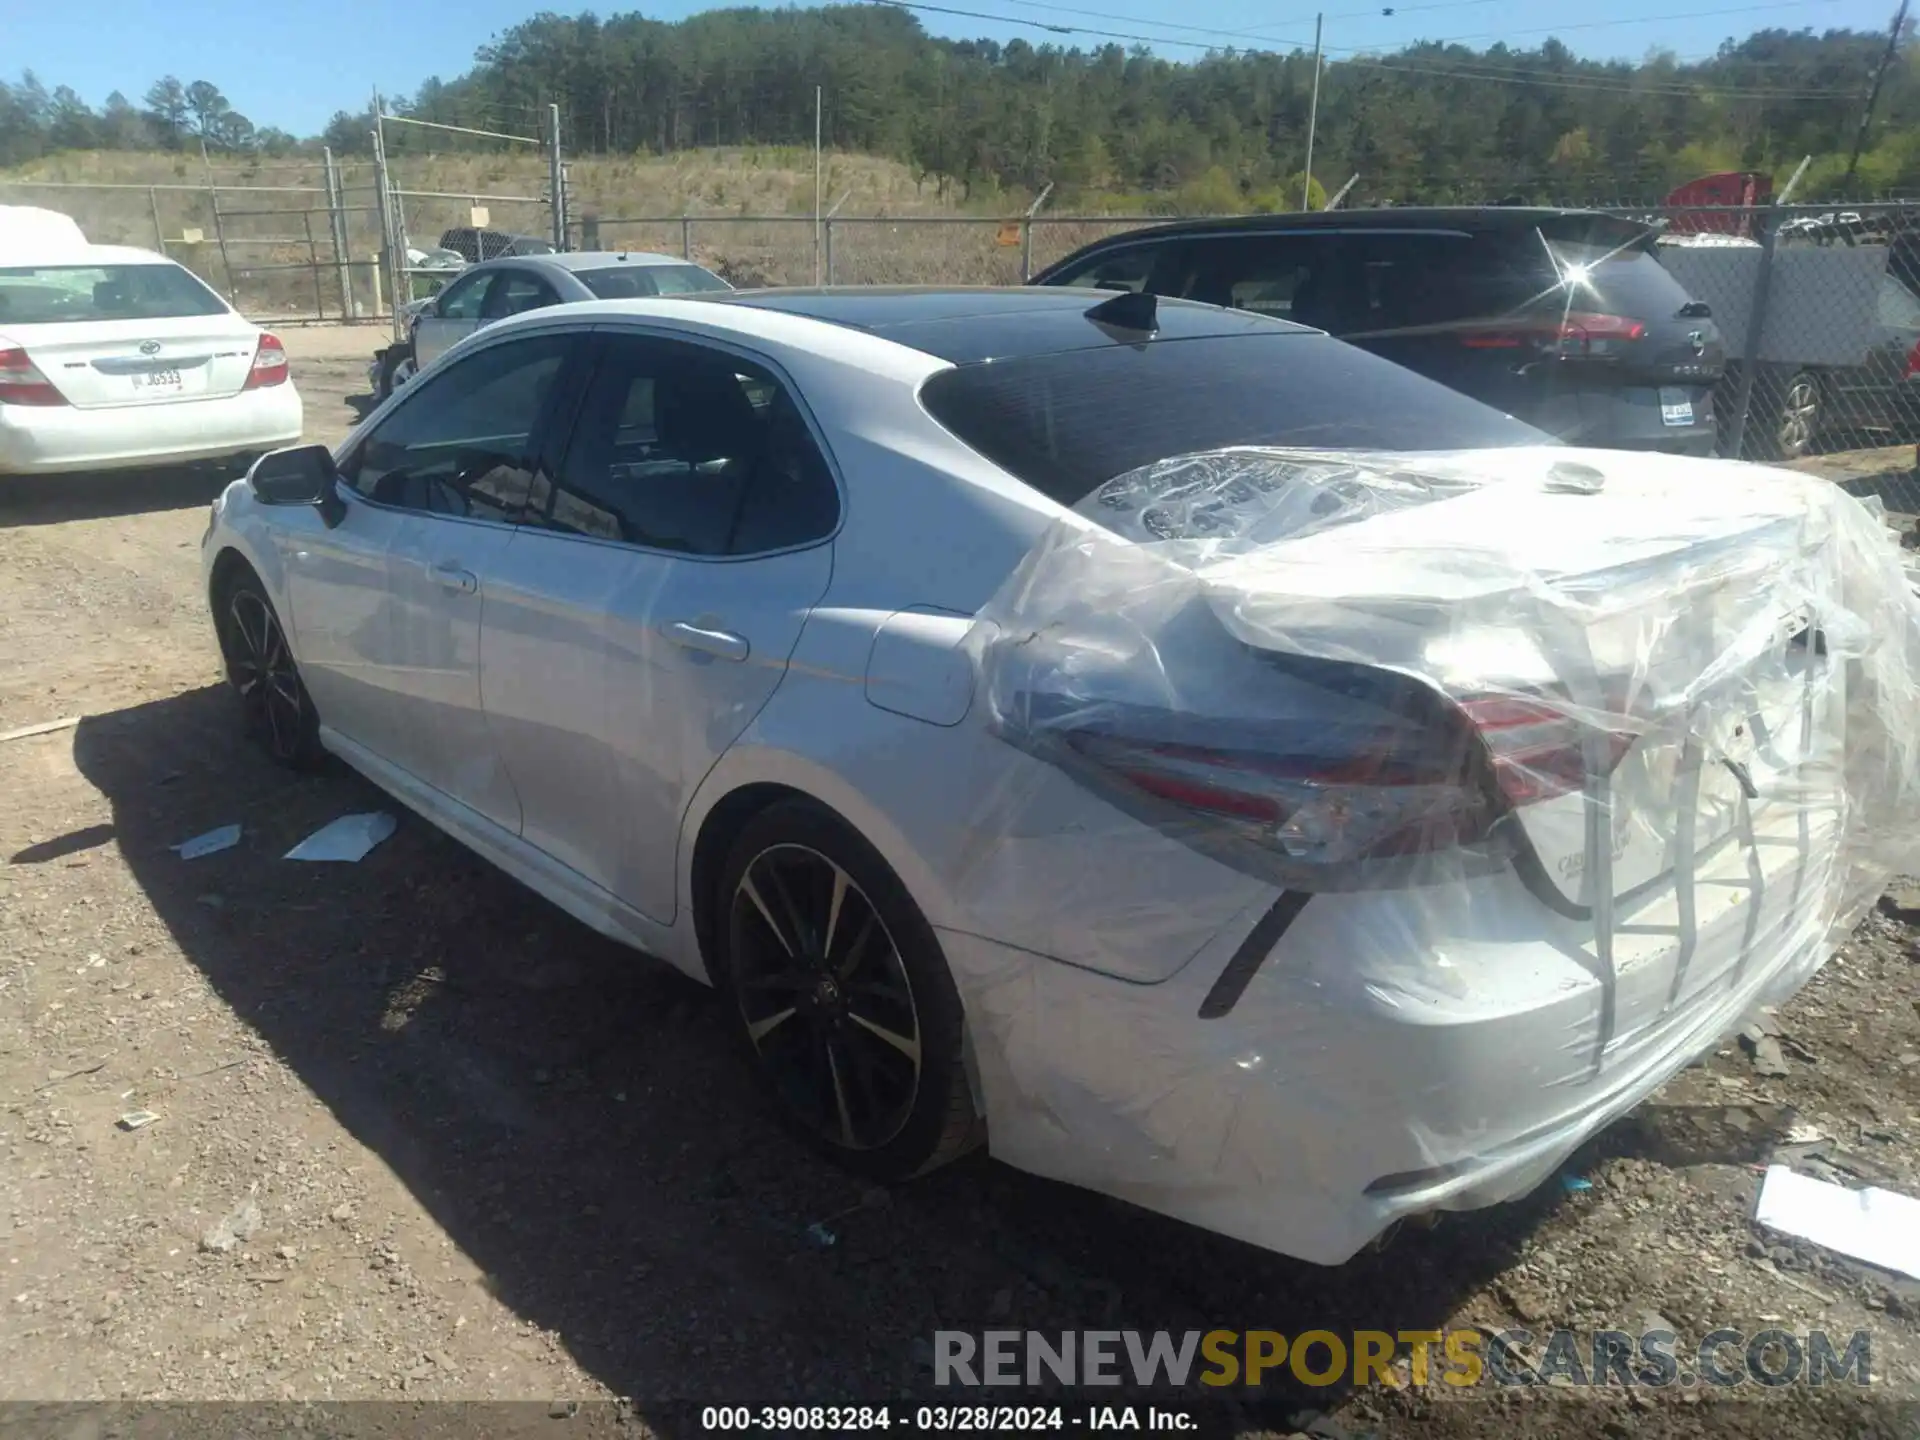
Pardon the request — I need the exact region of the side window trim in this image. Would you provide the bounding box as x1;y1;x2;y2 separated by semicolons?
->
519;321;846;564
335;329;590;529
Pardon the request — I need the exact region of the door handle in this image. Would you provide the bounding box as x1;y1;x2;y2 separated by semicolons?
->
665;620;749;663
431;561;478;594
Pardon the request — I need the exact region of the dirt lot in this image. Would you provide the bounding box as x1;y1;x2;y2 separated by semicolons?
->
2;327;1919;1438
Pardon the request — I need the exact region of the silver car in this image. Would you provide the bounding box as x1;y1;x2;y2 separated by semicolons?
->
369;250;731;399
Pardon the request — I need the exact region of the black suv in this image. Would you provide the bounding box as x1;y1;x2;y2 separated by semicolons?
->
436;227;557;263
1031;208;1725;456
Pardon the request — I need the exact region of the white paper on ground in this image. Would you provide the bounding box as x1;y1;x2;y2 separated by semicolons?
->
1754;1163;1920;1280
173;823;242;860
284;811;397;863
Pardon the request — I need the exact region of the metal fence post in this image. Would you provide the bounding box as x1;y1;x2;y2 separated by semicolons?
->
681;215;692;260
825;219;835;284
547;103;566;251
208;185;238;306
147;186;165;253
324;147;356;319
1725;207;1784;460
371;127;398;326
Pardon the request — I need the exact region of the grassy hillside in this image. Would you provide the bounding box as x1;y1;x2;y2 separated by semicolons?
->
0;146;1144;308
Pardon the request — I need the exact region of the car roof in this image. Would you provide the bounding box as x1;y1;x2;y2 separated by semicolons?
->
506;249;693;272
692;285;1307;363
1062;206;1635;240
0;242;181;268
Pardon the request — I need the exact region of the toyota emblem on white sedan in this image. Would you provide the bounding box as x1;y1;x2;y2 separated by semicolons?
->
138;340;161;355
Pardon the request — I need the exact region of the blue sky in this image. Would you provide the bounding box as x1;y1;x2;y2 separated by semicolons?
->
9;0;1900;137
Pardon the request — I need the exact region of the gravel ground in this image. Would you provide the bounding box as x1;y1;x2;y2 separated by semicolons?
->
1;328;1918;1439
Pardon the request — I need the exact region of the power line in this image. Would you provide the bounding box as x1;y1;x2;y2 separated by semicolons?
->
1247;0;1845;47
865;0;1867;95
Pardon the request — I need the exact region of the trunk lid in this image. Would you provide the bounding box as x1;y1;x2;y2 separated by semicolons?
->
1142;448;1833;909
9;314;261;408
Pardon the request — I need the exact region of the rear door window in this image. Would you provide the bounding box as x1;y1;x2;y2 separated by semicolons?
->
1170;234;1334;325
538;335;839;555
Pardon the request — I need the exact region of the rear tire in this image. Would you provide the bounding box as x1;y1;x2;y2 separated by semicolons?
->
1763;370;1823;461
714;799;982;1181
215;570;325;770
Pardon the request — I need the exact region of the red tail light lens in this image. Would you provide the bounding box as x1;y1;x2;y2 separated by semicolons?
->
1058;726;1499;870
1458;693;1635;805
0;345;67;406
243;332;288;390
1903;339;1920;378
1459;312;1646;358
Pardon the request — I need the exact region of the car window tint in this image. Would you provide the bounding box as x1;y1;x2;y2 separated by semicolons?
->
541;336;838;555
1047;246;1158;293
341;335;570;521
436;273;492;321
1173;235;1329;322
483;272;557;319
920;331;1548;507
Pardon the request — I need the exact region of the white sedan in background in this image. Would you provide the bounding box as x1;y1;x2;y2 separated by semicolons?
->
0;244;301;476
199;287;1913;1265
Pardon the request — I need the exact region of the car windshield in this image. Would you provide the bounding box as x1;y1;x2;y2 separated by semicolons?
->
920;331;1550;506
575;264;730;299
0;263;228;324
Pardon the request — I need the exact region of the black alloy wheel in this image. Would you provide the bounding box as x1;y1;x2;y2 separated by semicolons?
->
717;800;981;1180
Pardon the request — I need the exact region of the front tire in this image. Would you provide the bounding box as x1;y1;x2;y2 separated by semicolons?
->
715;800;981;1181
216;571;324;769
375;347;414;402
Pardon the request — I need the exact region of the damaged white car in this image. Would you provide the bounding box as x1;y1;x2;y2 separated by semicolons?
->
201;287;1920;1265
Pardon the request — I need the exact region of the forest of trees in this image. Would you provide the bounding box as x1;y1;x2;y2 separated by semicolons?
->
5;5;1920;206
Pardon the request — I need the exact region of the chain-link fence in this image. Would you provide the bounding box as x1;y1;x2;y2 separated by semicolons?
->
11;169;1920;487
1595;202;1920;477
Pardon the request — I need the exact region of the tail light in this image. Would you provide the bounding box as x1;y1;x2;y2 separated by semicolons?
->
1013;675;1637;887
243;332;288;390
1459;312;1646;359
1903;339;1920;379
1457;693;1636;806
0;345;66;406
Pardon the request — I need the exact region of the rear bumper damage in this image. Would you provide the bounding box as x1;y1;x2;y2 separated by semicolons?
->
948;445;1920;1264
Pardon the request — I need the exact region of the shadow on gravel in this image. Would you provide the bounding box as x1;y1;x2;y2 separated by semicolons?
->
0;467;236;528
73;687;1550;1433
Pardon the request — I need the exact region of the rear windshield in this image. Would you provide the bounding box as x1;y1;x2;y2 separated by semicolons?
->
1492;234;1696;318
919;332;1548;506
0;263;228;324
575;264;730;299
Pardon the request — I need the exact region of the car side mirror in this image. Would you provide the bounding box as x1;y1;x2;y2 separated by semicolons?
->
248;444;346;529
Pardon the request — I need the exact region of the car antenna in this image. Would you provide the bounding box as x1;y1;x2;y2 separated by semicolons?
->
1085;289;1158;334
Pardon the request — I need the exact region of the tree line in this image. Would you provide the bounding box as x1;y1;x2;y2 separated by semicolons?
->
5;6;1920;206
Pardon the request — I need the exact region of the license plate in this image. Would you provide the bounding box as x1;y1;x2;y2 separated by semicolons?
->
131;368;185;394
1659;387;1695;427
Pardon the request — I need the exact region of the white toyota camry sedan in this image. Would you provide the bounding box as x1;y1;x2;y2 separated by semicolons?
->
0;244;302;475
199;287;1920;1264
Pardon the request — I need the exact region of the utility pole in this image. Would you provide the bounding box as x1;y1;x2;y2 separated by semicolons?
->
1845;0;1909;189
814;87;821;288
548;102;566;250
1302;13;1323;211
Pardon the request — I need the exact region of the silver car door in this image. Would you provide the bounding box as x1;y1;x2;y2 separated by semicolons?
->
412;269;494;371
480;331;838;923
319;330;574;828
